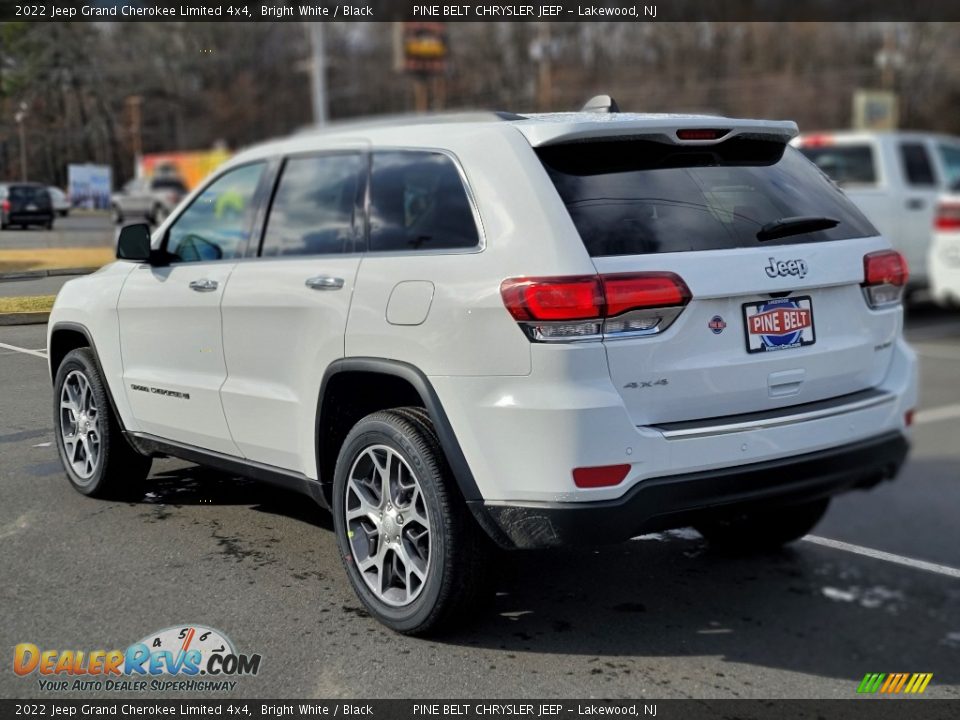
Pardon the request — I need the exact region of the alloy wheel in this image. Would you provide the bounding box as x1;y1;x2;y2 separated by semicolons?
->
59;370;101;482
344;445;431;607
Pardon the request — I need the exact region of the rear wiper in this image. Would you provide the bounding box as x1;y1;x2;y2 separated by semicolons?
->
757;216;839;242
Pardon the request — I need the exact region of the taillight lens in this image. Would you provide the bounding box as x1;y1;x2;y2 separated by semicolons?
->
500;276;603;321
862;250;908;308
1;199;9;213
936;202;960;231
500;272;690;342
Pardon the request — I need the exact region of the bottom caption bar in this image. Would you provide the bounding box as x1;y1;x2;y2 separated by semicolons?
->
4;701;960;720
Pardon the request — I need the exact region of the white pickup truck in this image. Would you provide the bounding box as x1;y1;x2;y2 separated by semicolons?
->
793;131;960;296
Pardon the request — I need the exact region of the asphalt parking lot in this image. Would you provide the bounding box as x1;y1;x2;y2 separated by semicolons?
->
1;310;959;700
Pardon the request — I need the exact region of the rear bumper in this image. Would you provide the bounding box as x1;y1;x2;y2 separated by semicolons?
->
5;211;53;225
471;432;909;549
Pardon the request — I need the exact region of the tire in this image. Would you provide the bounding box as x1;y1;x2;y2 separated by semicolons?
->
45;220;54;231
695;498;830;552
152;205;169;226
53;348;151;499
332;408;492;635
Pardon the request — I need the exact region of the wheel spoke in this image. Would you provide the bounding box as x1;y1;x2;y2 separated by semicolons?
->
58;370;101;483
345;443;432;608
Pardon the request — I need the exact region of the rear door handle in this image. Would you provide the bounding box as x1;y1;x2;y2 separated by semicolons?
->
305;276;345;291
906;198;926;211
189;279;218;292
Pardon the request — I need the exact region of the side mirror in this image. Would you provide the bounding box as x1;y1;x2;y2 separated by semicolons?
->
116;223;152;262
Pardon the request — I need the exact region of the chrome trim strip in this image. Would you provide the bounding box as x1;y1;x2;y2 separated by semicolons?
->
654;390;896;439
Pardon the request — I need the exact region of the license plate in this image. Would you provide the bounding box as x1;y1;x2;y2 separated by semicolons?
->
26;204;37;211
742;296;815;354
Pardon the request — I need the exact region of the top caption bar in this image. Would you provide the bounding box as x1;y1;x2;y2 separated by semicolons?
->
3;0;960;22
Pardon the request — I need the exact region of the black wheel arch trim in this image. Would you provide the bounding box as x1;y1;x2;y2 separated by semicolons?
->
316;357;482;503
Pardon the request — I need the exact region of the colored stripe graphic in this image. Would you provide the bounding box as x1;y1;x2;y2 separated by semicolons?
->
858;672;932;694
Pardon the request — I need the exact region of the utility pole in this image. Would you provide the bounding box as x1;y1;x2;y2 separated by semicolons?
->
14;102;27;181
307;23;328;127
126;95;143;168
535;24;552;112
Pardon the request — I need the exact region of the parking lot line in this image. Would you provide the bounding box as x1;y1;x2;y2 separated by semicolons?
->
913;343;960;361
804;535;960;579
915;403;960;425
0;341;46;359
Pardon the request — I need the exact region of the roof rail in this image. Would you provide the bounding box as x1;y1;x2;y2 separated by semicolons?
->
581;95;621;114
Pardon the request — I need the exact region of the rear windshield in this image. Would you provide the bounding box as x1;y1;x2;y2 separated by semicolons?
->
8;185;50;203
151;178;187;192
797;144;877;186
538;138;877;257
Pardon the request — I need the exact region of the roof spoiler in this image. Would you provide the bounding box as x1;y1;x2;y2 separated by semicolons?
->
581;95;621;114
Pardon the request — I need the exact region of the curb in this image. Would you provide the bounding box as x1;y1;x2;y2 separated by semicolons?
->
0;311;50;326
0;266;99;281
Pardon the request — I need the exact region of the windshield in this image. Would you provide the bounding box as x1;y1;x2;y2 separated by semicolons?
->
537;138;878;257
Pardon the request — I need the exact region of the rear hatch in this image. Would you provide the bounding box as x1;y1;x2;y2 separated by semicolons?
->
8;185;52;215
534;128;903;425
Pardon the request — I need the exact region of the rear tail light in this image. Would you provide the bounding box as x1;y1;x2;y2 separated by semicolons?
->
500;272;691;342
1;199;9;213
862;250;908;309
935;202;960;231
573;464;631;488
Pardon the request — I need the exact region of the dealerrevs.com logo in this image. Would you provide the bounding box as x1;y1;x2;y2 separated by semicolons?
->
14;625;261;693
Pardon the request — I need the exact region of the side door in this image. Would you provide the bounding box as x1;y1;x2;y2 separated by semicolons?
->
117;161;269;455
219;150;366;474
894;139;940;284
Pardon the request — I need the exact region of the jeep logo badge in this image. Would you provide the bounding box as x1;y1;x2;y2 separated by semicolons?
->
765;257;808;279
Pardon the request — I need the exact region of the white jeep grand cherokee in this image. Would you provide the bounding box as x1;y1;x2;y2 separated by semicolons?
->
49;110;918;634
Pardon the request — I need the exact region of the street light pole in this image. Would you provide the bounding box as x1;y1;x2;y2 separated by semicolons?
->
14;102;28;181
307;23;328;127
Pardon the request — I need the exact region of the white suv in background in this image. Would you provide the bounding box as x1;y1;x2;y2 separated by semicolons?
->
49;110;917;634
793;130;960;296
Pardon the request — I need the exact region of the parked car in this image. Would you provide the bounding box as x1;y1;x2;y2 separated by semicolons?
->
111;176;188;226
49;108;917;634
0;182;54;230
793;131;960;296
929;180;960;306
48;187;70;217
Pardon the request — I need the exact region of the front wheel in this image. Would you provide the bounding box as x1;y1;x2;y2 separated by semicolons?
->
695;498;830;551
332;408;492;635
53;348;152;499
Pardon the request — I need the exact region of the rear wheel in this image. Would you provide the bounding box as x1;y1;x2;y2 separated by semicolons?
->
53;348;151;499
332;408;492;635
695;498;829;551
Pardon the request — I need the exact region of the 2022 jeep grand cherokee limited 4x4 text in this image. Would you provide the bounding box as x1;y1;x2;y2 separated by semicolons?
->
49;110;917;634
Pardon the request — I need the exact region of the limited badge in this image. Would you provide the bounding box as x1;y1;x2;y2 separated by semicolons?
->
708;315;727;334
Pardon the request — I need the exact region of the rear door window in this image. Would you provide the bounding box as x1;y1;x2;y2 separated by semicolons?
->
369;151;479;252
538;138;877;257
898;142;937;187
260;153;365;257
798;144;877;186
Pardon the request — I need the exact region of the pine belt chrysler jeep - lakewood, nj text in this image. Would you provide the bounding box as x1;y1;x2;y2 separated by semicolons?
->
49;109;917;634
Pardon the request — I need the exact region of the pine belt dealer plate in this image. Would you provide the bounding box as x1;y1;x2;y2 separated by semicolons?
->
742;296;816;353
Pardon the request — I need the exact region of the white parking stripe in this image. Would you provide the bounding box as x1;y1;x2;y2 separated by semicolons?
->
913;344;960;361
0;341;47;359
915;404;960;425
804;535;960;579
